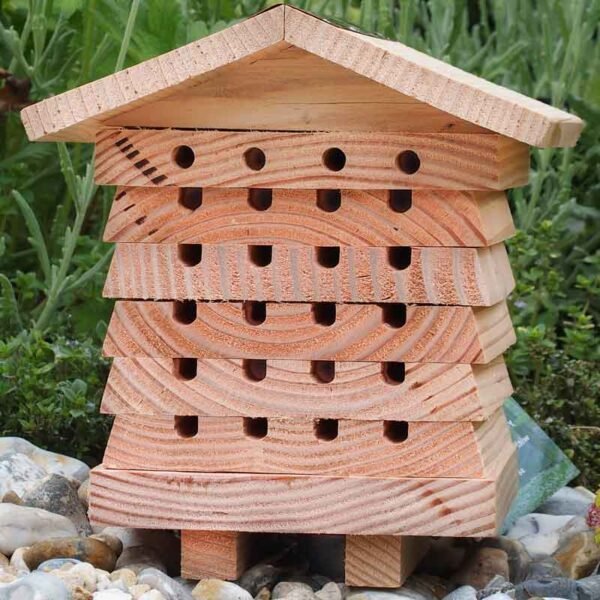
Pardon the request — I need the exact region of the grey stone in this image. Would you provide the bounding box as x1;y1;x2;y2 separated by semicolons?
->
21;473;91;535
115;546;166;574
138;568;193;599
524;557;565;579
78;478;90;508
477;576;515;599
315;583;342;600
93;591;133;599
514;577;578;600
238;564;282;595
576;576;600;600
481;538;531;584
536;487;593;517
36;558;81;571
272;582;315;600
0;504;77;555
0;453;46;498
442;586;477;600
192;579;253;600
0;570;70;599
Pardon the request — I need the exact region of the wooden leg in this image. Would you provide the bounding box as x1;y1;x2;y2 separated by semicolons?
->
181;530;254;580
344;535;430;588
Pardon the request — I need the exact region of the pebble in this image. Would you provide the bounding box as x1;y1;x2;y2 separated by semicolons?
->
442;587;477;600
576;575;600;600
524;557;564;579
21;473;91;535
192;579;254;600
129;584;152;598
238;564;282;595
10;546;30;573
315;583;342;600
115;546;166;574
477;575;515;599
21;537;117;571
513;576;578;600
91;534;124;557
79;478;90;508
0;453;47;498
419;539;466;578
481;538;530;584
2;491;23;505
0;437;89;482
552;530;600;578
272;582;315;600
537;486;594;517
93;591;133;599
0;504;77;555
137;568;193;600
451;548;509;589
0;570;71;599
139;592;167;600
37;558;82;571
50;561;97;594
0;553;8;568
110;568;137;588
255;587;271;600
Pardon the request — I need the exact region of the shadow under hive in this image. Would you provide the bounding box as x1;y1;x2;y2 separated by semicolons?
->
21;4;583;587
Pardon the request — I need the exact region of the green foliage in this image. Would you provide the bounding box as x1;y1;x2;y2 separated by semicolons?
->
0;0;598;485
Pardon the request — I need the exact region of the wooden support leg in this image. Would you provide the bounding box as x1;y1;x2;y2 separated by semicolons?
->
181;530;254;580
344;535;430;588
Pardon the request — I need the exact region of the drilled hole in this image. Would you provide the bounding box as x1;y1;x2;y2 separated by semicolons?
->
322;148;346;171
396;150;420;174
173;145;195;169
179;188;203;210
311;360;335;384
243;359;267;382
243;301;266;325
244;417;268;439
388;247;412;270
315;246;340;268
384;420;409;443
314;418;338;441
178;244;203;267
173;358;197;381
312;303;336;326
173;301;197;324
248;245;272;267
244;147;266;171
316;190;341;212
382;362;405;385
174;416;198;438
134;216;147;225
381;304;407;328
388;190;412;212
248;189;272;211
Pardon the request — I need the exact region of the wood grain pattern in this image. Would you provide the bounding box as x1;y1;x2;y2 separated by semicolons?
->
103;414;512;477
345;536;429;587
181;531;255;580
21;6;582;147
103;300;515;363
101;357;512;421
103;187;515;247
89;449;518;536
103;242;514;306
94;128;529;191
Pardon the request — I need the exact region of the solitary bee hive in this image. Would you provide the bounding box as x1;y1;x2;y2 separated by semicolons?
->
22;4;583;587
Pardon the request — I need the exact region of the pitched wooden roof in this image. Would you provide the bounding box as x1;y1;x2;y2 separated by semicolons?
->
21;4;582;147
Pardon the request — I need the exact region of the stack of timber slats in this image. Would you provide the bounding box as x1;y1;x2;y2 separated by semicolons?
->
90;126;522;587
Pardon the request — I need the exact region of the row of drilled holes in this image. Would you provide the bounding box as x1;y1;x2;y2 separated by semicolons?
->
174;358;406;385
178;188;413;214
177;244;412;270
173;301;407;328
174;416;409;443
173;145;421;175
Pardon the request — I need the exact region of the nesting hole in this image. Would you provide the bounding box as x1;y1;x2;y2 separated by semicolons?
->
248;245;272;267
316;190;341;212
178;244;203;267
381;303;407;328
384;420;409;443
244;147;266;171
173;301;197;324
382;362;405;385
396;150;420;174
243;301;266;325
248;189;272;211
314;418;338;441
243;359;267;382
388;247;412;270
173;145;195;169
244;417;268;439
322;148;346;171
174;416;198;438
315;246;340;268
178;188;203;210
173;358;197;381
311;360;335;384
388;190;412;212
312;302;336;326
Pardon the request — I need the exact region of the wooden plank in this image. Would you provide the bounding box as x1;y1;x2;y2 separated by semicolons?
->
103;300;515;364
181;531;255;580
103;187;514;247
103;243;514;306
100;357;512;421
89;449;518;536
344;536;430;587
103;415;498;478
21;6;582;147
94;128;529;191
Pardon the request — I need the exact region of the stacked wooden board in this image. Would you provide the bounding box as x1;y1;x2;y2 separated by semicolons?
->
21;3;583;589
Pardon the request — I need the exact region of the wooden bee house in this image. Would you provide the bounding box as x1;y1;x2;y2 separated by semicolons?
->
22;5;583;588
